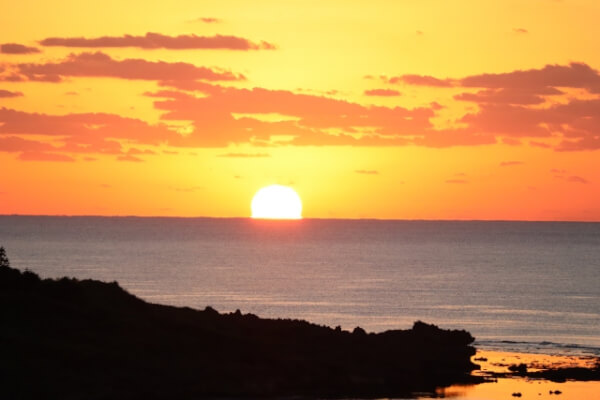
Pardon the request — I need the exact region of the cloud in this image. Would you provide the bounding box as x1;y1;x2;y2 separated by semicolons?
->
454;87;561;105
460;103;547;137
391;62;600;101
13;52;244;82
17;152;75;162
0;90;23;98
502;137;521;146
116;154;144;162
0;136;56;152
459;62;600;92
0;74;26;82
500;161;524;166
355;169;379;175
40;33;275;51
0;107;179;157
0;43;41;54
0;107;173;141
126;148;156;155
513;28;528;34
566;175;589;184
150;84;436;147
364;89;401;97
530;141;552;149
430;100;445;109
217;152;270;157
413;129;496;147
4;60;599;154
550;168;590;185
551;169;590;184
460;97;600;150
386;74;453;87
556;136;600;151
191;17;221;24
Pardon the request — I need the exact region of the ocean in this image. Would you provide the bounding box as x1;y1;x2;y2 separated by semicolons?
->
1;216;599;356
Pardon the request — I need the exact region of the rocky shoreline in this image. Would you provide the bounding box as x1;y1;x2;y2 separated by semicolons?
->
1;257;480;399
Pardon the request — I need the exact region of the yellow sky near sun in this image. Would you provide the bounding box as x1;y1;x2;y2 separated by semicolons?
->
1;0;599;220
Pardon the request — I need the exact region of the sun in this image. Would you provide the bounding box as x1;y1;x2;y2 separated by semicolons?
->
251;185;302;219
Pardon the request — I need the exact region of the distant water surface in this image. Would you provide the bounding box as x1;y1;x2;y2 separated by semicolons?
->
1;216;599;355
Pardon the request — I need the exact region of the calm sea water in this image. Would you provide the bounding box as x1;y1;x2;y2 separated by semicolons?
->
1;216;599;356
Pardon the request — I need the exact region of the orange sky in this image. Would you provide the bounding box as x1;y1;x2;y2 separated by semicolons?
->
1;0;599;220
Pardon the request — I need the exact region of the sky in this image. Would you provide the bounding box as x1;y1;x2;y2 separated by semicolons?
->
1;0;599;220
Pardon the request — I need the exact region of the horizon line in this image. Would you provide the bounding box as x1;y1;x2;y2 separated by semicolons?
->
1;213;599;224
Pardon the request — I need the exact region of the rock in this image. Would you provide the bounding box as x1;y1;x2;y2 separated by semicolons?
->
509;363;528;374
0;263;482;399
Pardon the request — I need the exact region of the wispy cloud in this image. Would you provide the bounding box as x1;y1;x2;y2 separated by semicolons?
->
386;74;453;87
12;52;244;82
0;43;41;54
0;90;23;98
116;154;144;162
40;33;275;50
191;17;222;24
500;161;524;166
364;89;401;97
18;152;75;162
566;175;589;184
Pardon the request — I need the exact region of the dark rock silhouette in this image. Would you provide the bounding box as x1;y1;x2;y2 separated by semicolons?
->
509;363;528;374
489;362;600;383
0;253;481;399
530;366;600;382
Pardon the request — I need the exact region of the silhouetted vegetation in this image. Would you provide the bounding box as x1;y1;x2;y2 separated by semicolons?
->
0;246;9;268
0;250;483;399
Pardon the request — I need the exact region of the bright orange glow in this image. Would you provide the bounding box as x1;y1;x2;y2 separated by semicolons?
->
438;351;600;400
251;185;302;219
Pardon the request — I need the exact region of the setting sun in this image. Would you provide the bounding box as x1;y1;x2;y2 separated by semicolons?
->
251;185;302;219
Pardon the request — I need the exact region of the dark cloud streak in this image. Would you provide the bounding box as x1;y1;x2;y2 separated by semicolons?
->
40;33;275;50
15;52;244;82
0;43;41;54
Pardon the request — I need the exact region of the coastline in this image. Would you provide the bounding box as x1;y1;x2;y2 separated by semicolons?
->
2;216;598;354
1;246;598;399
1;262;481;398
